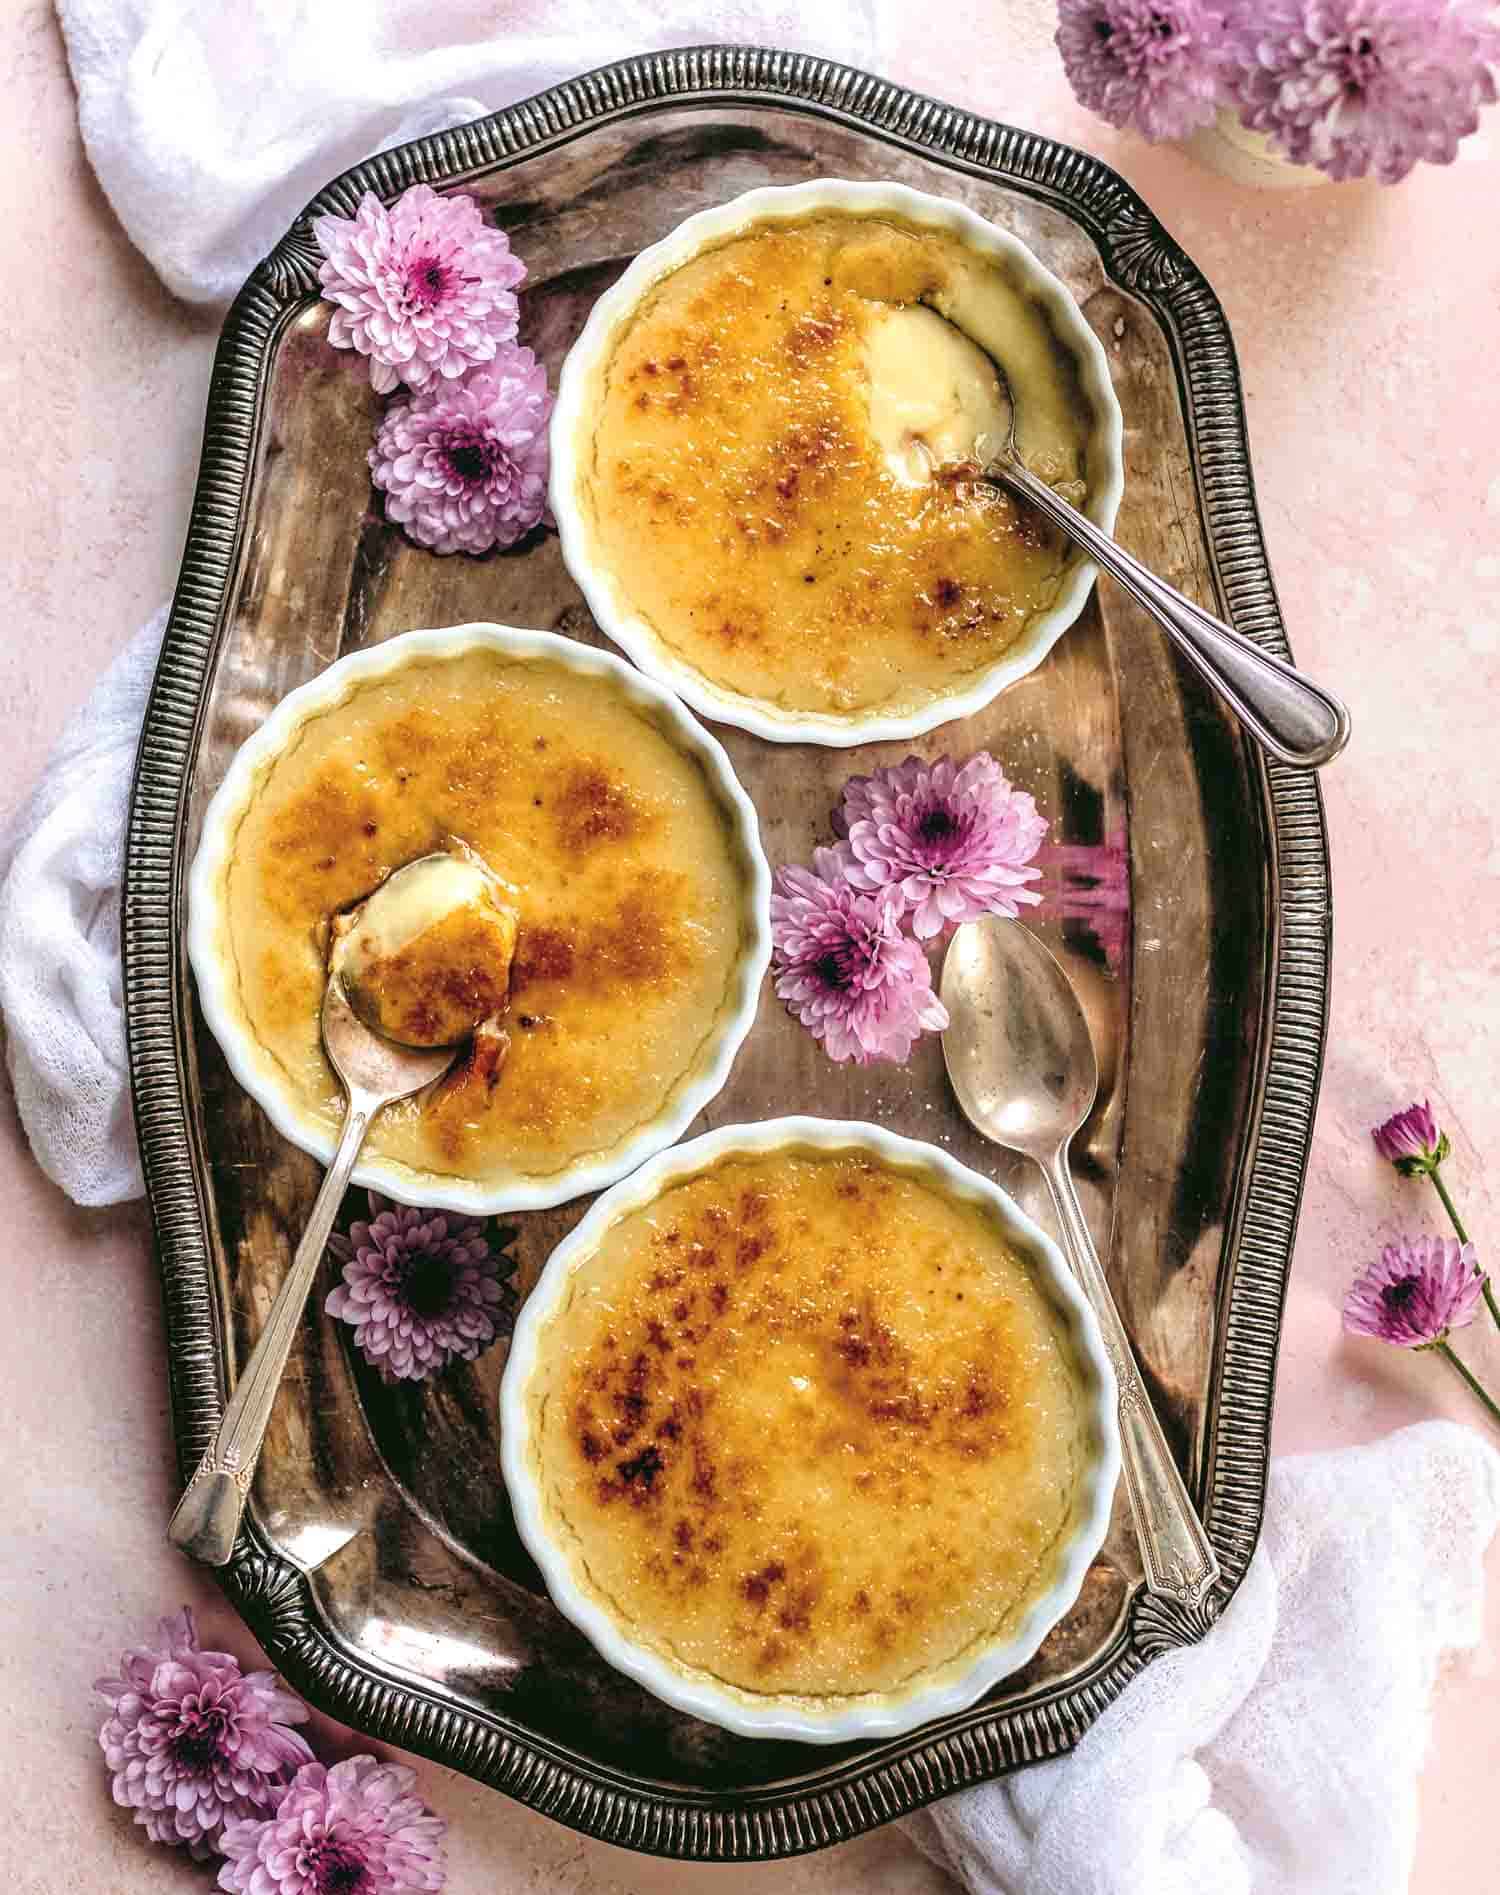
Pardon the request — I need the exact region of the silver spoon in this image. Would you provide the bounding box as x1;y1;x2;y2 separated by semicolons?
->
977;375;1349;771
941;916;1220;1607
167;975;457;1566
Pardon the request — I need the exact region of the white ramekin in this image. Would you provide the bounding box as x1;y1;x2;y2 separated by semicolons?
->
550;179;1126;748
500;1116;1121;1744
187;623;772;1215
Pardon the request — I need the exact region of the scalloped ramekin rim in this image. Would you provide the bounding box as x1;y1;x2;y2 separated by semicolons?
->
186;623;772;1216
549;178;1126;749
499;1115;1122;1745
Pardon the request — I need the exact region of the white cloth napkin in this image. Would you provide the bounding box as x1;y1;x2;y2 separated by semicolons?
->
9;13;1500;1895
58;0;884;307
1;609;165;1205
906;1420;1500;1895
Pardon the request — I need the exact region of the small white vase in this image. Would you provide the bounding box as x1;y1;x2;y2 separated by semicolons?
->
1183;109;1329;189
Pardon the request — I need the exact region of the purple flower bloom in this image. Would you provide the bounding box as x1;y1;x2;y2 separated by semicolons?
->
1226;0;1500;184
326;1193;517;1384
217;1755;446;1895
770;847;949;1064
1372;1099;1449;1175
1056;0;1233;141
838;753;1049;941
369;354;553;555
315;185;525;394
1343;1234;1487;1347
95;1607;313;1859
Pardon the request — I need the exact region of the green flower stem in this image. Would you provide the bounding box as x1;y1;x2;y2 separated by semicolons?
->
1434;1341;1500;1431
1429;1166;1469;1243
1428;1167;1500;1330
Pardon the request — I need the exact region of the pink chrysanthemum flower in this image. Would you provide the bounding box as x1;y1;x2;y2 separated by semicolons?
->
1056;0;1233;141
837;753;1049;941
368;354;553;555
770;848;949;1064
314;184;525;393
1372;1099;1449;1176
217;1755;446;1895
326;1193;517;1384
95;1607;313;1859
1343;1234;1487;1348
1226;0;1500;183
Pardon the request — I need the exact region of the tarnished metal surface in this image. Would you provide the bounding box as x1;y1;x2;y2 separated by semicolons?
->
124;50;1328;1859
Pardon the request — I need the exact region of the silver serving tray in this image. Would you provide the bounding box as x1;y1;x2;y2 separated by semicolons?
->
123;48;1330;1861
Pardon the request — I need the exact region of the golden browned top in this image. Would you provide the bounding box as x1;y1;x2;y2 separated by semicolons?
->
348;904;515;1048
216;649;748;1187
528;1150;1090;1700
333;853;520;1049
581;215;1089;720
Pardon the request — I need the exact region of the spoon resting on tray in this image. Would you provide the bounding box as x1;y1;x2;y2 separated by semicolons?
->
867;303;1350;771
940;915;1221;1608
168;850;517;1567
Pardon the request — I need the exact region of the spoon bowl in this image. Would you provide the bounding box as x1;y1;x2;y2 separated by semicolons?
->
321;972;463;1096
941;915;1098;1159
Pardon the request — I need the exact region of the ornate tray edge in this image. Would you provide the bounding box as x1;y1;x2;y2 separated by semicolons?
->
122;45;1331;1859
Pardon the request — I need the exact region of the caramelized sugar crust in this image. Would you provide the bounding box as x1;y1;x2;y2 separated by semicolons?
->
529;1151;1089;1699
218;650;748;1184
343;901;519;1049
583;216;1089;719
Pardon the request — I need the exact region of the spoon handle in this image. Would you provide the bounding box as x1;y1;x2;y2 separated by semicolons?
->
986;457;1350;770
1042;1149;1221;1608
167;1093;376;1566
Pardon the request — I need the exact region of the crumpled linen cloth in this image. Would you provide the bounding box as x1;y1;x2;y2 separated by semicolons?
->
8;14;1500;1894
1;609;165;1205
57;0;884;307
906;1420;1500;1895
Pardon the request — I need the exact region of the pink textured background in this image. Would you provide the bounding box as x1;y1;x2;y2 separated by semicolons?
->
3;5;1497;1891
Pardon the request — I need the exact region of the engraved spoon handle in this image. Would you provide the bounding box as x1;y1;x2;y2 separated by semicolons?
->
988;456;1350;770
167;1091;377;1566
1041;1147;1221;1607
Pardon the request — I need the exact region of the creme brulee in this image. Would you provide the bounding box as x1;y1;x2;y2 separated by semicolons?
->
577;214;1091;721
522;1147;1091;1702
210;647;751;1188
